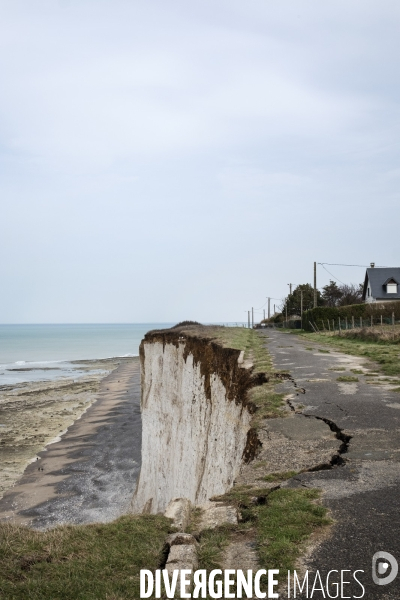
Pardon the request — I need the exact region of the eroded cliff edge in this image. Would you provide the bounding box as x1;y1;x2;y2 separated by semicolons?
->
131;325;262;514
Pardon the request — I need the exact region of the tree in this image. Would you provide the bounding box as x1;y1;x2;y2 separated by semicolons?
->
322;280;343;307
281;283;323;317
337;283;363;306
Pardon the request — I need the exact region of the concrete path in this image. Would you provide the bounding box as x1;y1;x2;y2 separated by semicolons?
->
0;358;141;529
262;329;400;599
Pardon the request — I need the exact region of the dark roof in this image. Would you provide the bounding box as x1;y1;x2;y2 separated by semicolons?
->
363;268;400;300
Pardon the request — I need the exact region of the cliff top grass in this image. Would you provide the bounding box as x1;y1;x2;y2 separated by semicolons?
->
0;514;171;600
215;327;288;422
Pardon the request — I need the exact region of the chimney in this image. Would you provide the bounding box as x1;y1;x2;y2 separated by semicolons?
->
370;262;375;268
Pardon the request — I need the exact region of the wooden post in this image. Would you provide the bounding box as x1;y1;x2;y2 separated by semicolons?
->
338;318;341;334
352;316;355;329
268;297;271;319
381;314;383;326
392;312;395;327
360;317;362;328
309;321;317;333
371;315;373;327
248;311;250;328
328;319;331;331
285;302;288;327
332;319;334;331
314;262;317;308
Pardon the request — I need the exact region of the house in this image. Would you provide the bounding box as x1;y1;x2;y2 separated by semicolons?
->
362;264;400;303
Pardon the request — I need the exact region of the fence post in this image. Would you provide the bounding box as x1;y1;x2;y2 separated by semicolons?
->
381;314;383;326
328;319;331;331
392;312;395;326
360;317;362;328
371;315;373;327
338;318;341;335
332;319;334;331
345;317;348;329
352;316;355;329
309;321;317;333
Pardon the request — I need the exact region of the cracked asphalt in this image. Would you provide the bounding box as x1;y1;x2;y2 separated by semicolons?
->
261;328;400;599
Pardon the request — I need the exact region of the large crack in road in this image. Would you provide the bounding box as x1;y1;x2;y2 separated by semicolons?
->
259;329;400;599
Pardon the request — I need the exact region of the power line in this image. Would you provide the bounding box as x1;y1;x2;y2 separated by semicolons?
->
320;264;346;285
318;262;389;268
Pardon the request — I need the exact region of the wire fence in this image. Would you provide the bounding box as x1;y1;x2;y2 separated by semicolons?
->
257;312;400;332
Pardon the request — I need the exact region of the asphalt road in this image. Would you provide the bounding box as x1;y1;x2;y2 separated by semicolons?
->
261;329;400;599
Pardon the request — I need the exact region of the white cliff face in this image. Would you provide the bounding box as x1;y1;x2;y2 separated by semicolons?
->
132;340;252;514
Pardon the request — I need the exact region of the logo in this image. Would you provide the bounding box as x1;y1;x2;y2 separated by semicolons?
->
372;552;398;586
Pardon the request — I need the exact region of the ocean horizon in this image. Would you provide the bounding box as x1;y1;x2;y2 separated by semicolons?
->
0;323;174;386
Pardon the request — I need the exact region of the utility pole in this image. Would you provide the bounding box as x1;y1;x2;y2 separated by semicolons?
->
285;299;288;326
248;311;250;328
288;283;293;295
300;289;303;329
263;309;265;320
268;297;270;319
252;307;254;328
313;261;317;308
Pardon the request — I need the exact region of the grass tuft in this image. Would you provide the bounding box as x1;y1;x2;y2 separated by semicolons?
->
258;471;298;483
336;376;359;382
0;515;171;600
257;488;330;573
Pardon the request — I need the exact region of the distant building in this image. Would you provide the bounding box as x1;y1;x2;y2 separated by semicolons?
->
362;264;400;303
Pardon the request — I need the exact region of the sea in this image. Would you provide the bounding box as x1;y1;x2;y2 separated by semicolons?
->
0;323;173;387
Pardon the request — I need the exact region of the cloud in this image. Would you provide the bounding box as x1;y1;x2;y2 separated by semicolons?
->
0;0;400;321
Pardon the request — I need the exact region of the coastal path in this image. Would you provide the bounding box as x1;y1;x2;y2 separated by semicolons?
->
261;328;400;599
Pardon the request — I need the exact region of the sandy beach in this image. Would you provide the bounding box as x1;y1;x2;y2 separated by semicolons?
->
0;357;141;527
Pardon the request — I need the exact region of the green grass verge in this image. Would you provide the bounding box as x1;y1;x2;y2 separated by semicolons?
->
197;488;330;578
336;376;359;383
296;332;400;377
257;488;330;572
0;515;171;600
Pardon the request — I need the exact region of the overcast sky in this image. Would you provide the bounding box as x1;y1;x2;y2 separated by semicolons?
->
1;1;400;323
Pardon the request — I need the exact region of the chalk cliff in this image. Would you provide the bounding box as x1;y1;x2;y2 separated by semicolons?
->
132;327;261;514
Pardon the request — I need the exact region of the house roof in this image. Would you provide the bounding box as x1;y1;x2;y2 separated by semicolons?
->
363;268;400;300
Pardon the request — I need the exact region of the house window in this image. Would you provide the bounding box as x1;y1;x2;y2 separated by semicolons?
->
387;283;397;294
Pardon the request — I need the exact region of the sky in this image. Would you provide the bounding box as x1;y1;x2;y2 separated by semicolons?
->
1;0;400;323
